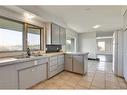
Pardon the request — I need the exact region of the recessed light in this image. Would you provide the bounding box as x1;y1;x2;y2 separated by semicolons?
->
93;25;101;29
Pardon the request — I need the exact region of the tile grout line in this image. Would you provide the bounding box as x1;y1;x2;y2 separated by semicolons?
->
89;63;98;89
105;63;107;89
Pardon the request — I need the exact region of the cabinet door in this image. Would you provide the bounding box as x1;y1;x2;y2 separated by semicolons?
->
58;55;64;65
0;65;18;89
60;27;66;45
19;64;47;89
73;55;84;74
58;55;64;73
51;23;60;44
123;10;127;30
124;30;127;81
84;55;88;74
65;55;73;71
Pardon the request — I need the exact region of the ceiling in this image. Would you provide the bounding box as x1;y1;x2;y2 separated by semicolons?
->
18;6;125;33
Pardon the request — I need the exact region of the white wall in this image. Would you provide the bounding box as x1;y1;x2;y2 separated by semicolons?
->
78;32;96;59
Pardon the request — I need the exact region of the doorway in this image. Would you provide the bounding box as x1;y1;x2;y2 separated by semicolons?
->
96;32;113;62
66;38;76;52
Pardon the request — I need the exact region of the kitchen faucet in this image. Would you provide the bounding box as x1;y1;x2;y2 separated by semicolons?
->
26;47;31;57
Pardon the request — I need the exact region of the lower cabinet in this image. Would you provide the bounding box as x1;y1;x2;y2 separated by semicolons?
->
48;56;58;78
48;54;65;78
65;54;88;75
73;55;84;74
57;55;64;73
48;69;58;78
0;65;18;89
65;55;73;71
0;54;65;89
18;63;47;89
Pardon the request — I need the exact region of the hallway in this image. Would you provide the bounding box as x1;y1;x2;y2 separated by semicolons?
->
32;60;127;89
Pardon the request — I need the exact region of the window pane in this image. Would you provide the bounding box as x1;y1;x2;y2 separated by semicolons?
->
0;18;23;51
66;38;75;52
97;41;105;51
28;28;40;50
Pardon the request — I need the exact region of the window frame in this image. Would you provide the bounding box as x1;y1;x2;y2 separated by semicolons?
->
26;24;44;51
0;16;44;53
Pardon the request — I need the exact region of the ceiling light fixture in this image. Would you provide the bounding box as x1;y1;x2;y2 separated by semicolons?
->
24;13;34;19
93;25;101;29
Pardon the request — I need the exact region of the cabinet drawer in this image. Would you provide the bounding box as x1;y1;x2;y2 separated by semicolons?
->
58;55;64;65
19;64;47;89
58;55;64;59
49;65;57;71
48;69;58;78
65;54;72;58
58;64;64;73
49;56;57;66
50;56;57;61
37;58;48;64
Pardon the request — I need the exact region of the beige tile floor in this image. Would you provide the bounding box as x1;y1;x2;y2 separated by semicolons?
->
31;60;127;89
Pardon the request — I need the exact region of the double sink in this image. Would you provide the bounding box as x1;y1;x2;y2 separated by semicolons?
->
0;54;47;64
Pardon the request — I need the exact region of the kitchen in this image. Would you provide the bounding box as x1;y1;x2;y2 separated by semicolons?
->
0;6;127;89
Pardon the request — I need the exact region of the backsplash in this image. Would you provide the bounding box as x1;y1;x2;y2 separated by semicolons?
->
46;44;62;53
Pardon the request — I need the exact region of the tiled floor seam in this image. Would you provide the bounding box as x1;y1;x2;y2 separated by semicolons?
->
89;67;97;88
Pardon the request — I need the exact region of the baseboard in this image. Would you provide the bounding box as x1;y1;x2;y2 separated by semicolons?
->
88;58;99;61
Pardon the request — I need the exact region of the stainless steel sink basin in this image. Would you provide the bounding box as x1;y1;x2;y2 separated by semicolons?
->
14;54;45;59
15;55;35;59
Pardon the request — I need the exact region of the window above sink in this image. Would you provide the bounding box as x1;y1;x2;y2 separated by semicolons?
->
0;17;44;53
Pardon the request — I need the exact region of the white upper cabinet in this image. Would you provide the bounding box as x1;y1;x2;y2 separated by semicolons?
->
51;23;60;44
51;23;66;45
123;10;127;30
60;27;66;45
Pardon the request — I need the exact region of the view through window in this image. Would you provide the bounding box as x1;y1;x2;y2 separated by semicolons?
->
66;38;75;52
0;29;22;51
28;27;41;50
0;18;23;51
97;41;105;52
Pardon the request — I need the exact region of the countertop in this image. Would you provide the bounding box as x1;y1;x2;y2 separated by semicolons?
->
0;52;64;67
65;52;89;55
0;52;88;67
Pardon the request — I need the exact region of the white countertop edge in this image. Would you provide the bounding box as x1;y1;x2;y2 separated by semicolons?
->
65;52;89;55
0;52;89;67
